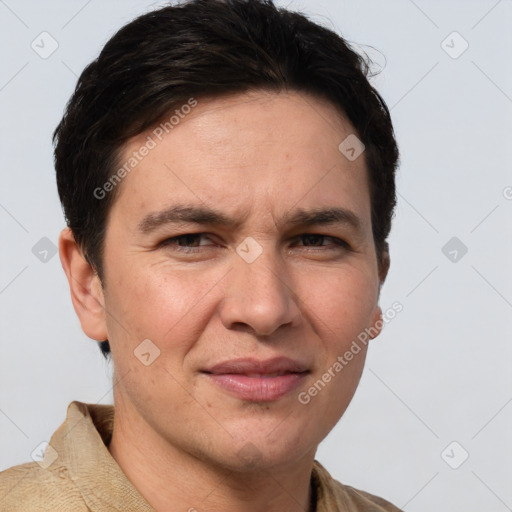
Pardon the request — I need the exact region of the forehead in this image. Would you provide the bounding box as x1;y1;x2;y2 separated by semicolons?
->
111;90;371;230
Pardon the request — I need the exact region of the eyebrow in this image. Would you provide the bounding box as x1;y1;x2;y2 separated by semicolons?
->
137;204;361;233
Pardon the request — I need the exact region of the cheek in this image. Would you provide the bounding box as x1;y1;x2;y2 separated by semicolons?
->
298;269;374;435
104;262;211;350
105;262;222;369
303;266;378;340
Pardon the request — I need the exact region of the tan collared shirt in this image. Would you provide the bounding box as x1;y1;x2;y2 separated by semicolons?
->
0;401;403;511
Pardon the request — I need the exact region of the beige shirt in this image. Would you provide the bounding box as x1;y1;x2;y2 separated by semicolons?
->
0;401;402;511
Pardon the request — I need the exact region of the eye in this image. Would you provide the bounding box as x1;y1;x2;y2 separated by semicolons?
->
159;233;215;252
295;234;351;250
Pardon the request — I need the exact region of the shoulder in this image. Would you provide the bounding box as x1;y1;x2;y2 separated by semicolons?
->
334;480;403;511
0;461;88;512
312;460;403;512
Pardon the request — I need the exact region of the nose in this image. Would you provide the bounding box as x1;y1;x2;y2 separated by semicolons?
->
219;246;302;337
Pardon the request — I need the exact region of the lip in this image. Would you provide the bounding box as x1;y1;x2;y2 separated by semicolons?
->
203;356;309;375
201;357;310;402
204;373;308;401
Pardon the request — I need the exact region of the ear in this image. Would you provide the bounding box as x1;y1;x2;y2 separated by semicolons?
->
59;227;108;341
368;245;391;340
378;244;390;286
368;305;384;340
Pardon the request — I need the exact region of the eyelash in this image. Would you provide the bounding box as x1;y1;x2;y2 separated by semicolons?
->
158;233;351;253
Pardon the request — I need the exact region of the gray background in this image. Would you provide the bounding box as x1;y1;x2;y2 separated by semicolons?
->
1;0;511;510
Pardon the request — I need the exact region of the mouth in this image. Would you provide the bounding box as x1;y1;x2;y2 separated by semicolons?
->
201;372;309;402
200;357;310;402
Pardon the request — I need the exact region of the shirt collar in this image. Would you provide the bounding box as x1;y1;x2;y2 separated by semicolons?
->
50;400;154;511
49;400;343;511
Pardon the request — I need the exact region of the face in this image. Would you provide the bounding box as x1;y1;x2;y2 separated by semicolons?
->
98;91;386;471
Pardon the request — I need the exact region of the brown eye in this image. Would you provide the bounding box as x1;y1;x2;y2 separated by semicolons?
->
297;234;350;249
159;233;214;252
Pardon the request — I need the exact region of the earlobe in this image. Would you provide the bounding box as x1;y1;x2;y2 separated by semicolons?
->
59;228;108;341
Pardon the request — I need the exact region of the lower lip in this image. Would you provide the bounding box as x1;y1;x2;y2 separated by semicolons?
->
203;372;308;402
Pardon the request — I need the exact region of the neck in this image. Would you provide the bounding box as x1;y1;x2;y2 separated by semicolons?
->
108;397;316;512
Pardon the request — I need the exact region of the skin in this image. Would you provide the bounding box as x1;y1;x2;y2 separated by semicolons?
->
60;90;389;512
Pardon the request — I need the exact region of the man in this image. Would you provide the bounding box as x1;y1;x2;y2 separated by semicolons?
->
0;0;401;510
